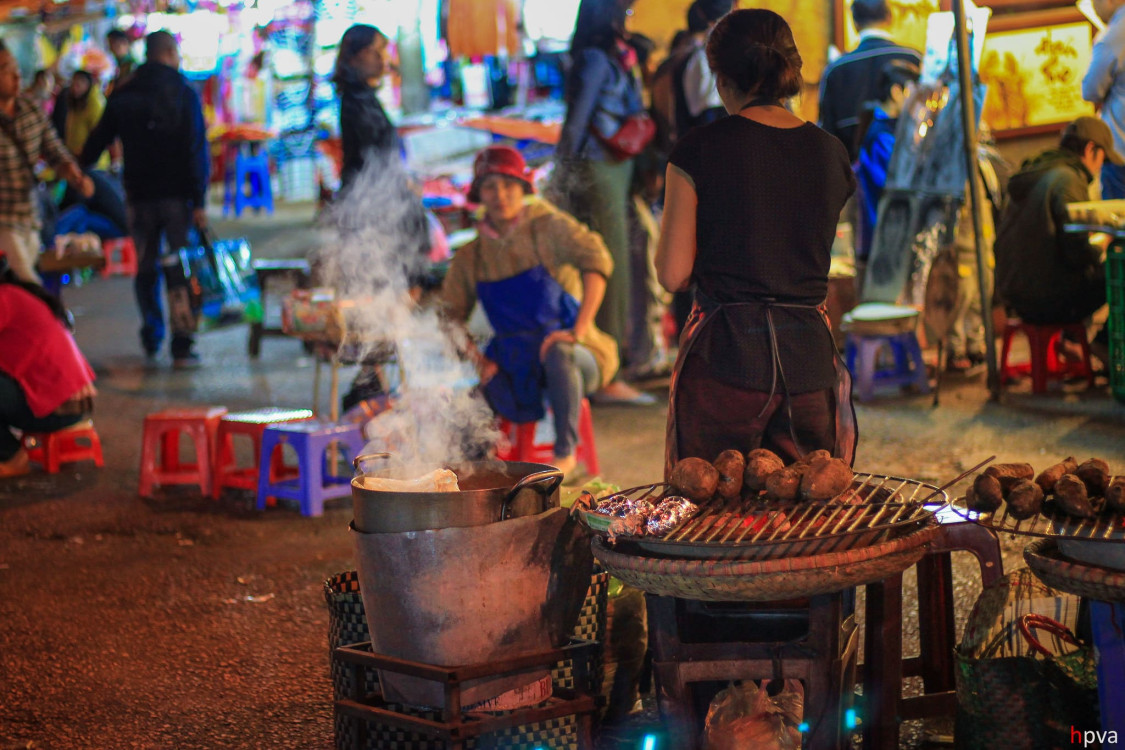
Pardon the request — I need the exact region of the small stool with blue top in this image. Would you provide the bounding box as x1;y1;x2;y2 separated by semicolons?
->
843;303;931;402
224;144;274;217
256;421;366;517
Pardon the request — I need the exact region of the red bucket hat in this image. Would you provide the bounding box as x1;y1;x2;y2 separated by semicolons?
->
467;146;534;203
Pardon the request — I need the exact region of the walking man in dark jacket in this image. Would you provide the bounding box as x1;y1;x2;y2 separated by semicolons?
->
818;0;921;162
80;30;209;369
994;117;1120;355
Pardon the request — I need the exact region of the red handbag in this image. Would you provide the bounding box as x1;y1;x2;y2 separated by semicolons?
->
594;112;656;161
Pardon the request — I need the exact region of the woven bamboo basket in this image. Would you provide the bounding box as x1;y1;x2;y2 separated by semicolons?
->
1024;538;1125;603
591;519;939;601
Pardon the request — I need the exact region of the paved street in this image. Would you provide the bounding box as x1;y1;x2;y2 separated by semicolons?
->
2;202;1124;748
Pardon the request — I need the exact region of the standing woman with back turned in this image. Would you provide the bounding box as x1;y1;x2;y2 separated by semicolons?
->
656;9;858;474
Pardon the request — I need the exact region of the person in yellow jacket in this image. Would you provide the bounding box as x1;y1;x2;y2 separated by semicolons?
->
63;71;109;169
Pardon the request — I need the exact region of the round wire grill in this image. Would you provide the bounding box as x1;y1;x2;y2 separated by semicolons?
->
947;476;1125;545
579;472;946;561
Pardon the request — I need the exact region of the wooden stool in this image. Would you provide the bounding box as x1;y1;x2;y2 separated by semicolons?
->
138;407;227;498
22;419;104;473
99;237;138;278
646;593;858;750
999;319;1094;394
256;421;367;517
212;407;314;498
496;398;600;475
861;511;1004;749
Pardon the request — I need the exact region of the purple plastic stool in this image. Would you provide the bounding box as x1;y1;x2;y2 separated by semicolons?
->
845;331;930;402
256;421;366;516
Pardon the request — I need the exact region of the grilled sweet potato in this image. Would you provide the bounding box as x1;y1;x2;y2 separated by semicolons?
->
765;465;805;501
713;449;746;500
1006;480;1044;521
795;449;832;466
1054;474;1095;518
966;473;1004;513
1105;477;1125;514
800;458;854;501
744;449;785;492
983;463;1035;495
1034;457;1079;495
1075;458;1111;497
670;457;720;503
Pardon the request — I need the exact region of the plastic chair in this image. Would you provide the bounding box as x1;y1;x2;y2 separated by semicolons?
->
22;419;104;473
495;398;599;475
999;319;1094;394
99;236;138;278
212;407;314;498
256;421;367;517
138;407;227;498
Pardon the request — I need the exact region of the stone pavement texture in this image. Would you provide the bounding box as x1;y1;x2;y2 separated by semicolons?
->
2;202;1124;749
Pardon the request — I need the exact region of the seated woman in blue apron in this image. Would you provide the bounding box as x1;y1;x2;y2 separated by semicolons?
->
656;9;858;473
441;146;619;478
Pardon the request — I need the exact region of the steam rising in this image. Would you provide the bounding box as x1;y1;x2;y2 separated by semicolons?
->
316;151;500;477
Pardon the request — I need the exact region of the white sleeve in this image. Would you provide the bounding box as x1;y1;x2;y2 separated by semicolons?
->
682;49;722;117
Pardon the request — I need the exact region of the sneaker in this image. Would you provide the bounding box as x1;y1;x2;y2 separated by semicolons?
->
0;448;30;478
172;353;203;370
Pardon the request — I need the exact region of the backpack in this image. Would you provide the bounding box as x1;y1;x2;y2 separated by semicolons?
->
650;46;695;158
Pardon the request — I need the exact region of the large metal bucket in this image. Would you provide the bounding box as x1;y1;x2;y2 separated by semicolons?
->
351;506;593;709
350;453;563;533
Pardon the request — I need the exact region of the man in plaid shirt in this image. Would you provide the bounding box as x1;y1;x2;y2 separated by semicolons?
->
0;42;93;283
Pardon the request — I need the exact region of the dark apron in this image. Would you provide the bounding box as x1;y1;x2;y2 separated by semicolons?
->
664;289;858;477
476;264;579;423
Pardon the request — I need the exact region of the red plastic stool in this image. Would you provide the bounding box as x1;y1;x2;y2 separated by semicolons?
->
139;406;227;498
212;407;314;498
496;398;599;475
999;319;1094;394
100;237;138;278
22;419;104;473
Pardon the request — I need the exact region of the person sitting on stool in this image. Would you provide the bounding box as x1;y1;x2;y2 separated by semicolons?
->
0;252;96;477
994;117;1119;364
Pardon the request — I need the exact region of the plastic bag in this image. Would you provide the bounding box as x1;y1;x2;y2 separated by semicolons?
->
703;680;803;750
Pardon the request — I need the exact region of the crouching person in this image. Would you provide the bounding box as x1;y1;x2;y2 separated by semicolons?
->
0;252;96;477
440;146;620;480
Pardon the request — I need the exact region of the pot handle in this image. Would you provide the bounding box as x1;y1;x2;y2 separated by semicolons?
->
500;469;564;521
353;452;391;474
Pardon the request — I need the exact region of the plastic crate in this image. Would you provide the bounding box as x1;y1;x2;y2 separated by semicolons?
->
1109;239;1125;404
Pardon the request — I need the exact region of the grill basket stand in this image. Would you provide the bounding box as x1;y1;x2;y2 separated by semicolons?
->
334;640;601;750
646;592;858;750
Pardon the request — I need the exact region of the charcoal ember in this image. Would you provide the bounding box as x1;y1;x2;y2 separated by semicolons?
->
644;496;699;536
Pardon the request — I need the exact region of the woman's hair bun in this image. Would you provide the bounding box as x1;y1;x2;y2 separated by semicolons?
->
706;9;803;102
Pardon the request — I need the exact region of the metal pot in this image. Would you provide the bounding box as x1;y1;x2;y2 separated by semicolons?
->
350;453;564;533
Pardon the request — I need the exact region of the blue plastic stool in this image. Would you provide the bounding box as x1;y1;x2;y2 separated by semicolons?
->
845;331;930;402
224;151;274;217
1090;601;1125;737
256;421;365;517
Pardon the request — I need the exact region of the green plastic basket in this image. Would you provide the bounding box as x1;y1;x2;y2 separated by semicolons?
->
1108;240;1125;403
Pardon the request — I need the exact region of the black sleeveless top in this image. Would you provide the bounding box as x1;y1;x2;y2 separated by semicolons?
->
669;115;855;392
